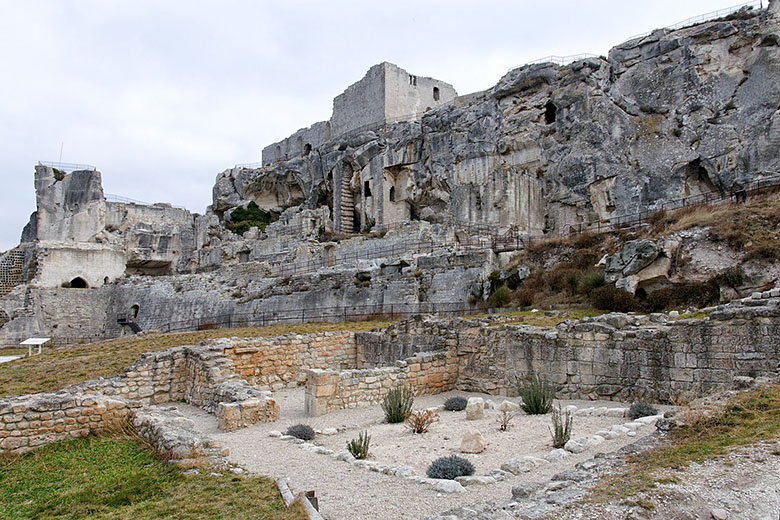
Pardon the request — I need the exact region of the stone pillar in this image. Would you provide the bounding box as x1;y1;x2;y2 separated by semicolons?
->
304;369;337;417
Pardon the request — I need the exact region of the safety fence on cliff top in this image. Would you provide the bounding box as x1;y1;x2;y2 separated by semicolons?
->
121;301;480;335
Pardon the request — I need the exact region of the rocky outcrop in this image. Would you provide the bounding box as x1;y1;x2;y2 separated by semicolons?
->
213;5;780;236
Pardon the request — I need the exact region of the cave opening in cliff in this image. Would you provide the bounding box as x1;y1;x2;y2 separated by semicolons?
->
364;181;372;197
303;143;312;156
69;277;88;288
389;186;396;202
545;101;557;124
433;86;440;101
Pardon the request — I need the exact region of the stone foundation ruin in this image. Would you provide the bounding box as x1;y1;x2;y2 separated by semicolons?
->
3;292;778;457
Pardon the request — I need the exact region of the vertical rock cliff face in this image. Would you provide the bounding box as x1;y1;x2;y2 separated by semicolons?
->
213;6;780;235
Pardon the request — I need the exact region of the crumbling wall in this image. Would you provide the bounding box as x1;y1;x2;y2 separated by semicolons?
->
304;349;458;416
0;341;280;454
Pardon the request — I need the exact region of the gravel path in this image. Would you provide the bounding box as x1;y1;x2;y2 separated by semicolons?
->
177;389;659;520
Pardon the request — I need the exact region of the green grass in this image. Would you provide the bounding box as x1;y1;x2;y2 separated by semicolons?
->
0;321;392;398
588;385;780;502
478;308;604;327
0;435;306;520
670;310;711;321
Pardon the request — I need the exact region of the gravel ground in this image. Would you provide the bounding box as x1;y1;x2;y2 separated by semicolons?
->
177;388;661;520
557;440;780;520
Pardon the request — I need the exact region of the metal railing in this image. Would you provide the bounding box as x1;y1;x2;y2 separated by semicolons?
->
105;194;187;211
234;162;264;170
37;161;96;172
560;172;780;236
128;301;479;335
626;1;763;42
509;54;601;72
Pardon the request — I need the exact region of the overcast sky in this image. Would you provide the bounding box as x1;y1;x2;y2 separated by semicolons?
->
0;0;758;251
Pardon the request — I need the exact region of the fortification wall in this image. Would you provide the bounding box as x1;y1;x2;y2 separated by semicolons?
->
384;62;456;122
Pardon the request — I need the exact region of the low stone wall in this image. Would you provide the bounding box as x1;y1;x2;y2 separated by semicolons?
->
223;332;357;390
336;293;780;406
0;391;137;454
304;350;458;416
457;298;780;401
0;342;279;455
356;317;458;368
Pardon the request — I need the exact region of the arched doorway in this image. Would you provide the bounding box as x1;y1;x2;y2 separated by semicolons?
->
70;277;88;288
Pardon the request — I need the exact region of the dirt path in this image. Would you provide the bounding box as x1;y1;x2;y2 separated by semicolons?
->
178;388;660;520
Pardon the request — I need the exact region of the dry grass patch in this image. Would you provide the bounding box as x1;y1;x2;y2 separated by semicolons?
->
587;385;780;503
0;321;392;398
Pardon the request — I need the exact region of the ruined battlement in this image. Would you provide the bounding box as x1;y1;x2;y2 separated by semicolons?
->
261;62;456;165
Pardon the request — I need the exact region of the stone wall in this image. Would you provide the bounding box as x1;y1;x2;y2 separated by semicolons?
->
223;331;357;390
456;298;780;401
0;341;280;454
356;316;458;368
304;349;458;416
0;391;137;454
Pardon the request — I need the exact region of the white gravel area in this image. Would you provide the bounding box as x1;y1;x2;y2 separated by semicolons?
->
177;388;661;520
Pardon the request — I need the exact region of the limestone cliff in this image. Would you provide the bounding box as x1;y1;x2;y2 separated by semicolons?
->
213;5;780;236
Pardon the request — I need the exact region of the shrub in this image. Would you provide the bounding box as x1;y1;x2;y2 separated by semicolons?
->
443;396;468;411
629;402;659;420
579;271;606;295
498;410;516;431
405;409;439;433
546;267;580;294
382;386;414;423
487;285;512;308
426;456;475;480
285;424;315;440
347;430;370;459
514;287;536;308
230;201;272;235
550;405;573;448
713;266;744;288
589;285;641;312
644;280;720;312
519;376;554;415
573;232;602;250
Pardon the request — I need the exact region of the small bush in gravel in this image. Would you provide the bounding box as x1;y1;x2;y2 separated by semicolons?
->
406;409;439;433
443;396;468;411
285;424;315;440
550;405;573;448
382;386;414;423
347;430;370;460
629;402;659;420
426;456;475;480
519;376;554;415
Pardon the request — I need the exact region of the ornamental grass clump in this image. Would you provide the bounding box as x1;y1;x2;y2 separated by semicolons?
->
443;396;468;411
285;424;315;441
519;376;555;415
347;431;371;460
382;386;414;423
550;405;573;448
629;401;659;420
426;456;475;480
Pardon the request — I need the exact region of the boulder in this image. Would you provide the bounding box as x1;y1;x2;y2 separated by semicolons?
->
498;400;520;413
460;430;487;453
465;397;485;420
500;456;547;475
